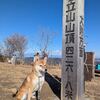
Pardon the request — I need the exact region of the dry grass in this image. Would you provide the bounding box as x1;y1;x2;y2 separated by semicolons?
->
85;77;100;100
0;62;32;100
0;62;100;100
0;62;60;100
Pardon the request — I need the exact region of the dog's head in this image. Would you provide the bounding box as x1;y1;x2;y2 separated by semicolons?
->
32;52;48;73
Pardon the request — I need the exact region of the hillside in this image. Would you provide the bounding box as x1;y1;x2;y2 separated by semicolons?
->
0;62;100;100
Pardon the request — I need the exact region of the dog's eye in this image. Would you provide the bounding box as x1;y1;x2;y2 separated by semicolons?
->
40;65;42;67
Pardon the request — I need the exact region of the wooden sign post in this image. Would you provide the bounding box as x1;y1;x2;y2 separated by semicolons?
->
62;0;84;100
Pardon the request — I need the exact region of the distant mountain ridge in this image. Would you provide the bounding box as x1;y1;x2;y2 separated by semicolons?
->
24;57;62;65
24;57;100;66
95;58;100;65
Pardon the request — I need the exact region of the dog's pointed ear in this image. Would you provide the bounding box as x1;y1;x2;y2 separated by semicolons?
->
34;52;39;62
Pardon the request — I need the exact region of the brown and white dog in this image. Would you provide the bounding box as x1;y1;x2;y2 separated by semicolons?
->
13;53;47;100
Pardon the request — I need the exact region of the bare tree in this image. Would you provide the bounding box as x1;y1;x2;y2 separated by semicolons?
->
0;43;5;55
0;45;2;55
4;33;27;59
38;32;50;52
37;29;57;55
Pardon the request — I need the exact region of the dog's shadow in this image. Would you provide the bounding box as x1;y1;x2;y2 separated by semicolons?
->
45;72;61;99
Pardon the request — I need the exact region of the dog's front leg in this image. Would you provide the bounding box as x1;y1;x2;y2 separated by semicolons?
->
28;88;31;100
36;90;40;100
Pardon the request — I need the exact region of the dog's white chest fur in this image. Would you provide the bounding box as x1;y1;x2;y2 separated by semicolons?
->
33;73;45;92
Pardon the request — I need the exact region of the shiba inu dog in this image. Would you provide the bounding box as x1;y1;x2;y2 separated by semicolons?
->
13;53;47;100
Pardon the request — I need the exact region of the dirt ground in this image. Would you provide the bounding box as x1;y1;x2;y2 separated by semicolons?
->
0;62;100;100
85;77;100;100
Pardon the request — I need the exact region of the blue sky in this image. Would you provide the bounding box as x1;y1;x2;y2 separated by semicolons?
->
0;0;100;58
85;0;100;58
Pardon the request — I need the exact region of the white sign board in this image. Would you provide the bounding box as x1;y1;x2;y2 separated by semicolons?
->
62;0;84;100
